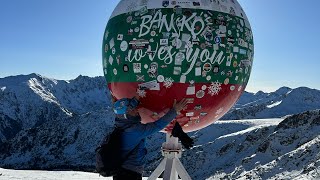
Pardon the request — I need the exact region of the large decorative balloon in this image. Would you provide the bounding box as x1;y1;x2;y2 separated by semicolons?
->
103;0;254;132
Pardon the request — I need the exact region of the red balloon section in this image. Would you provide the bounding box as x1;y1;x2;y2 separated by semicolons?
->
109;82;245;132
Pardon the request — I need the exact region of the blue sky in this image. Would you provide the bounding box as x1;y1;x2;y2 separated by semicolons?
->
0;0;319;93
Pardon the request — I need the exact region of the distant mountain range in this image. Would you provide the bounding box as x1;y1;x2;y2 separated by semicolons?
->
0;74;319;179
222;86;320;120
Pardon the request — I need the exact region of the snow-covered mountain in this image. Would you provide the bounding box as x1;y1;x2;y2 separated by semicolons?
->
0;74;320;179
207;110;320;180
222;86;320;120
0;74;112;144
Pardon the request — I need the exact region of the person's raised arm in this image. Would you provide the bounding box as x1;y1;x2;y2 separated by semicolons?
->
136;98;189;138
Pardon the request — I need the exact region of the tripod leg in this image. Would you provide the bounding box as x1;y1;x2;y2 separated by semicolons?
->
163;158;178;180
175;158;192;180
148;158;166;180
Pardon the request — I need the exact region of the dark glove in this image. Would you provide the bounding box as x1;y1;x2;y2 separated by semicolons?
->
172;122;194;149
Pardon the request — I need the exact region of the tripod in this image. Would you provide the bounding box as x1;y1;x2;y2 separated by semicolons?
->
148;134;192;180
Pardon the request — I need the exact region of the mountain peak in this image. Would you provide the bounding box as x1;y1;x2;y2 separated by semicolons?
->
28;73;42;78
274;86;292;95
254;90;266;96
0;73;56;86
75;74;91;80
0;73;41;86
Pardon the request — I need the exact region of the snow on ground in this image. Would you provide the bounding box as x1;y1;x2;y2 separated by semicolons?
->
0;168;164;180
216;118;283;126
0;168;106;180
267;101;282;108
215;118;283;139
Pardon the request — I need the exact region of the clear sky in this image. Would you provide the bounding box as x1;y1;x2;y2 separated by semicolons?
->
0;0;319;93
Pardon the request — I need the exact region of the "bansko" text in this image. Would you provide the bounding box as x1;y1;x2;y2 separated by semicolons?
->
139;10;206;37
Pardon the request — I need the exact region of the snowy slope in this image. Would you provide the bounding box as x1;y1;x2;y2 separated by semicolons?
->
0;109;114;170
208;110;320;180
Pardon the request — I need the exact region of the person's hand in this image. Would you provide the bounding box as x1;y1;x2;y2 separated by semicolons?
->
173;98;188;114
134;93;140;101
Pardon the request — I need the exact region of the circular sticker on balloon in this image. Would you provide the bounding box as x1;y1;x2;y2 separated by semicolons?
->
224;78;229;85
203;63;212;72
214;36;221;44
126;16;133;23
176;39;182;49
206;75;212;81
196;90;205;98
233;61;238;68
120;41;128;51
113;68;117;75
157;75;165;82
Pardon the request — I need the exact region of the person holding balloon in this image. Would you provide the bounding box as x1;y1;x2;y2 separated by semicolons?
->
112;96;193;180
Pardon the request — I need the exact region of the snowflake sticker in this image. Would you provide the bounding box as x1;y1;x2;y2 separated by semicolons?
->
208;81;222;96
137;89;146;98
164;77;174;88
